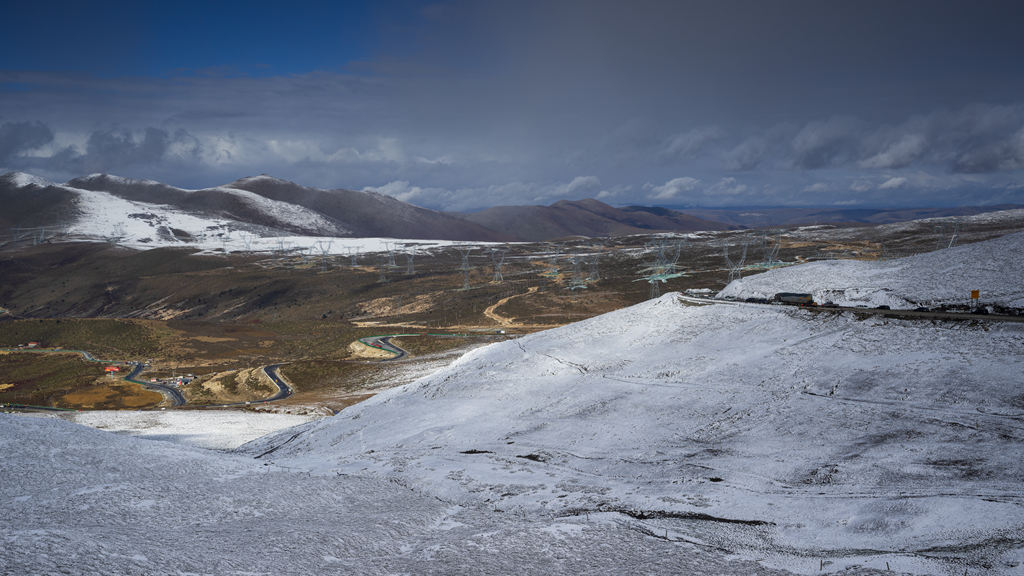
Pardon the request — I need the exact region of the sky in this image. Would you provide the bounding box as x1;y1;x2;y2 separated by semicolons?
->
2;0;1024;211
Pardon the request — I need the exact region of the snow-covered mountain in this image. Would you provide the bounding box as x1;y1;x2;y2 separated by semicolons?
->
0;171;507;246
4;231;1023;574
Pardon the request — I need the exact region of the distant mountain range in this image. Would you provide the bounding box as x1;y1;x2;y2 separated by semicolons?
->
460;198;727;241
2;171;1020;245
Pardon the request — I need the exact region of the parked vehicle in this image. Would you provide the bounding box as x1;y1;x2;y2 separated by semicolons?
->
773;292;815;306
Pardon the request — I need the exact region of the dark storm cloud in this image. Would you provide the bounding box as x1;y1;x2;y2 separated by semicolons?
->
85;128;170;170
2;1;1024;209
0;121;53;161
790;118;864;170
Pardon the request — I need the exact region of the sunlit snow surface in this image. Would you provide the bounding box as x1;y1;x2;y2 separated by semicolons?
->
245;296;1024;574
4;233;1024;575
65;410;319;450
718;230;1024;309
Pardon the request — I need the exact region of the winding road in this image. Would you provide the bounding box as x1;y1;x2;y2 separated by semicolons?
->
0;347;186;409
0;347;291;410
198;364;293;409
124;362;185;407
357;335;412;361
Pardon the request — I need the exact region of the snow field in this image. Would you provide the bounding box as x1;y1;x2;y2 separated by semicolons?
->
247;292;1023;573
1;413;801;575
718;230;1024;309
65;410;320;450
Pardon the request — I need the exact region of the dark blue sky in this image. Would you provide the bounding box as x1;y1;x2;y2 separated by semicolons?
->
0;1;406;76
2;0;1024;210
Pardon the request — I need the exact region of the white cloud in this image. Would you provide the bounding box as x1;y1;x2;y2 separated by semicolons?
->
551;175;602;198
648;177;700;200
363;180;435;203
707;177;748;196
802;182;832;193
850;180;873;192
327;138;407;164
664;126;725;158
860;133;926;169
879;176;908;190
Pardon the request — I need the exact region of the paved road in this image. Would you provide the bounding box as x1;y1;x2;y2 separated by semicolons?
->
358;335;411;361
0;348;187;408
199;364;293;409
0;403;76;413
124;362;185;407
681;295;1024;323
0;346;300;409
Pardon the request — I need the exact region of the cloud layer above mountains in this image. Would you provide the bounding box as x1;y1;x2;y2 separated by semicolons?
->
2;1;1023;210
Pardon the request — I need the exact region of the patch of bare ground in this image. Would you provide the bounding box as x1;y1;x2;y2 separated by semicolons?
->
61;380;163;409
182;367;275;405
348;339;395;360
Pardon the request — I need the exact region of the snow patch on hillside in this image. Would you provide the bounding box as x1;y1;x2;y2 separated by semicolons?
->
718;230;1024;308
208;185;343;235
78;173;162;186
65;410;320;450
66;187;237;245
4;171;53;188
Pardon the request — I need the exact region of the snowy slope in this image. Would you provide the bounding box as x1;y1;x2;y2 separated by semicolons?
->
6;171;52;188
205;185;340;233
718;230;1024;309
0;413;802;575
67;186;239;245
246;294;1023;574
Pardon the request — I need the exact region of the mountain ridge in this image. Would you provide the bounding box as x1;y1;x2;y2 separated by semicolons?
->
3;171;1021;244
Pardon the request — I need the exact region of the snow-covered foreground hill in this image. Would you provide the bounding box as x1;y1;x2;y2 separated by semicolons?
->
244;295;1024;574
719;229;1024;309
1;413;805;575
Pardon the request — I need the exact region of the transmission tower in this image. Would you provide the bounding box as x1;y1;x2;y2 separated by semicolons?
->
724;240;749;282
346;246;361;266
637;239;685;298
11;226;65;245
382;241;398;268
567;255;588;290
587;254;600;281
239;232;255;251
947;221;960;249
316;240;333;272
490;248;506;283
458;246;474;290
402;246;416;275
760;232;781;267
378;253;390;283
107;223;127;244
